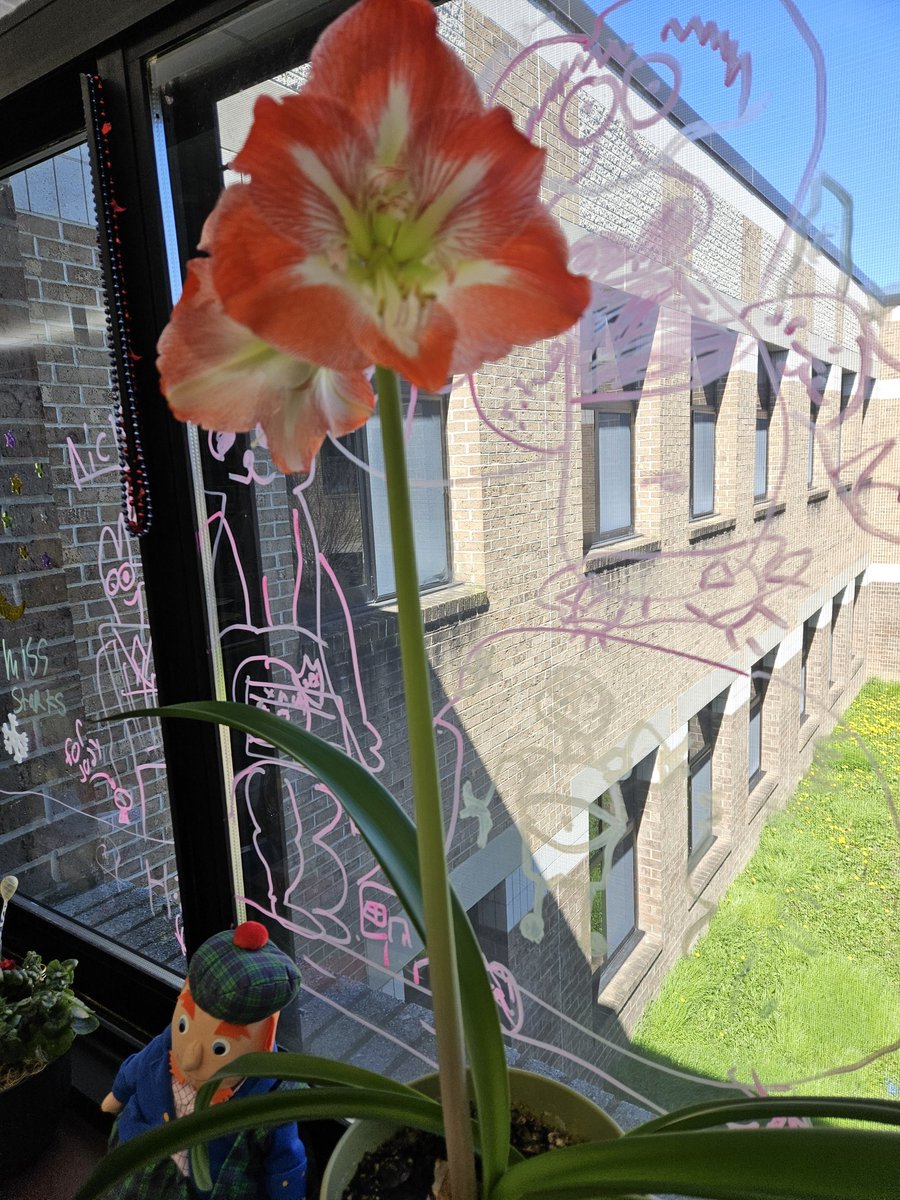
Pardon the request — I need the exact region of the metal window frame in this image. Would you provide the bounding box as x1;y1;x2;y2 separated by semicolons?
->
587;401;636;545
590;775;641;976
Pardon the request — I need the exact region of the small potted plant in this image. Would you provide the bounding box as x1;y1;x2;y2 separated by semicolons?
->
76;1;900;1197
0;875;99;1175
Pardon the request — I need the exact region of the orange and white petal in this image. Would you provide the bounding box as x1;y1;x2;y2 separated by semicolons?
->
357;303;457;392
156;258;375;473
206;186;373;371
157;258;273;430
232;92;369;251
261;368;375;475
406;106;544;257
445;210;591;375
307;0;483;147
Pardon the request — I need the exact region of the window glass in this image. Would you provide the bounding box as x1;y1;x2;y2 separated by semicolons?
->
594;410;632;538
691;409;716;518
140;0;898;1128
0;148;180;969
367;390;451;598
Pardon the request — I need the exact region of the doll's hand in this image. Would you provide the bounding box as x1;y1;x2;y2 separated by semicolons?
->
101;1092;124;1114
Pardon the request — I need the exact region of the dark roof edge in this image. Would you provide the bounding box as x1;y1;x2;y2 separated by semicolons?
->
535;0;888;305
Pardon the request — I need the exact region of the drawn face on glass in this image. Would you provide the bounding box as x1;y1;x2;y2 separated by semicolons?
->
169;988;274;1091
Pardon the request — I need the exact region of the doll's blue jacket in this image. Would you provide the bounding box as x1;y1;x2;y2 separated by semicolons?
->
111;1028;307;1200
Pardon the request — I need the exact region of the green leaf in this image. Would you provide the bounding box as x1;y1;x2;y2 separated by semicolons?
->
110;702;510;1192
76;1086;448;1200
189;1050;445;1189
632;1095;900;1136
195;1051;434;1110
493;1128;900;1200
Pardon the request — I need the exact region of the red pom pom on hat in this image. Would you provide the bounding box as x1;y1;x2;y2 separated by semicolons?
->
233;920;269;950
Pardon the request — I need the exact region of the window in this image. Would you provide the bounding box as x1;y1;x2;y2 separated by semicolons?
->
299;384;452;608
688;698;724;861
849;574;863;662
800;619;816;722
582;290;658;549
807;357;829;487
837;369;855;472
690;320;736;519
0;147;181;972
828;598;841;687
755;345;788;501
748;659;771;788
589;764;648;971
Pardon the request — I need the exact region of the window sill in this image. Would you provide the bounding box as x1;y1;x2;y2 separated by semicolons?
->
836;480;852;494
687;513;737;542
376;583;489;631
806;486;829;505
688;837;730;899
584;534;661;573
749;772;778;819
753;499;786;521
799;716;820;751
594;932;662;1016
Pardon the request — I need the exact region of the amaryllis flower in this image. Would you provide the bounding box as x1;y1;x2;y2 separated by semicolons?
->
202;0;589;392
157;253;374;474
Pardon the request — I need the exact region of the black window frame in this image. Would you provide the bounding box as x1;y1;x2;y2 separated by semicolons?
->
0;0;362;1059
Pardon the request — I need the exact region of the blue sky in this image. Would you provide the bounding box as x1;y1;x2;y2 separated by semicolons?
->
585;0;900;292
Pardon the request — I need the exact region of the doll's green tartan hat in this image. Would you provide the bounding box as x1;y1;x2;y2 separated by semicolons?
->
188;921;301;1025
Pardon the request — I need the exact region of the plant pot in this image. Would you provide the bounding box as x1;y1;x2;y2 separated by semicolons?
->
320;1067;621;1199
0;1050;72;1176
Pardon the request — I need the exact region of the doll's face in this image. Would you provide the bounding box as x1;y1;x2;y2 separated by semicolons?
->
170;989;273;1091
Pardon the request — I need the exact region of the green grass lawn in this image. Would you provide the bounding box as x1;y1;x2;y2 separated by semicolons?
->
629;679;900;1110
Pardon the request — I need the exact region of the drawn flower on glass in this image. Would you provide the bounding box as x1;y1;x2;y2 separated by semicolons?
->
156;0;589;470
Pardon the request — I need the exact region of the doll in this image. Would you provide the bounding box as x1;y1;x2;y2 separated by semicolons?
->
101;921;307;1199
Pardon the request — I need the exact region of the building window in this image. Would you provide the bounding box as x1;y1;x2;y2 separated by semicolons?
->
849;574;863;663
755;345;788;501
589;764;648;972
582;290;658;549
748;658;772;789
838;369;855;472
807;357;829;487
690;319;736;519
800;618;816;722
302;384;452;608
828;598;840;687
688;698;724;862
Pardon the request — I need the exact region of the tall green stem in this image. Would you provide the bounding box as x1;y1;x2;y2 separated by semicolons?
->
375;365;476;1200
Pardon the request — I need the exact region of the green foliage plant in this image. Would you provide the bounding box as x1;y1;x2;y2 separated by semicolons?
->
0;951;98;1093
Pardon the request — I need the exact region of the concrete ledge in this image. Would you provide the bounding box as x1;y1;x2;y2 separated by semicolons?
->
753;499;786;521
687;513;737;542
748;773;779;820
595;933;662;1016
688;837;731;900
806;486;829;505
376;583;489;631
584;534;661;572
